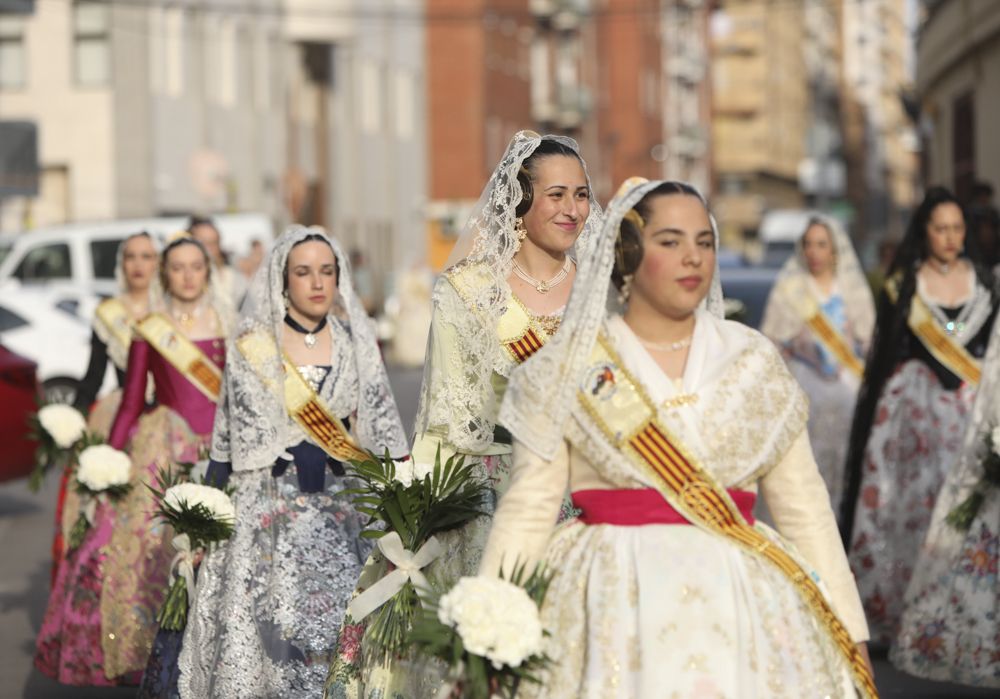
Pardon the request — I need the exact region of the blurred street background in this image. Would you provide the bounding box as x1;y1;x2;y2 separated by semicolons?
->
2;0;1000;696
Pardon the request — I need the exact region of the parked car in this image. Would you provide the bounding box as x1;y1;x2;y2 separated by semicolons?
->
719;265;779;330
0;213;274;296
0;287;110;404
0;343;39;483
757;209;812;268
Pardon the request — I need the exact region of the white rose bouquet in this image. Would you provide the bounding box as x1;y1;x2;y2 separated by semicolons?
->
149;469;236;630
67;444;133;549
409;564;553;699
342;446;490;663
947;423;1000;530
28;402;95;491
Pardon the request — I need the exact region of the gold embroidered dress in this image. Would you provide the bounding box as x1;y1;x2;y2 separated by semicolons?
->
477;177;873;698
480;313;870;698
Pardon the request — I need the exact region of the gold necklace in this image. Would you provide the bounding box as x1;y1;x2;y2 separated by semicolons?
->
170;302;201;331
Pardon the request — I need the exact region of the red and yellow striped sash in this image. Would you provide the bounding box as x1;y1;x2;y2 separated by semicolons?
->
577;335;878;699
135;313;222;402
237;330;369;463
446;263;553;365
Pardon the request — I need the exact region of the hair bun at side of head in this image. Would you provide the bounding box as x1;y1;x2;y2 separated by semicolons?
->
612;213;644;291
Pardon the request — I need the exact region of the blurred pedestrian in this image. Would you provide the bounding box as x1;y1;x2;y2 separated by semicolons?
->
34;233;231;688
762;215;875;515
892;299;1000;688
349;248;376;315
841;186;998;645
49;232;159;584
188;215;246;308
324;131;602;698
179;227;406;698
237;238;265;279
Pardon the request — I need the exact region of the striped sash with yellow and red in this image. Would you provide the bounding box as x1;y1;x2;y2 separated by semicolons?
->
135;313;222;402
575;334;879;699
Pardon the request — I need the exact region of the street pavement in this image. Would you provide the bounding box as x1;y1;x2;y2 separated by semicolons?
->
0;364;995;697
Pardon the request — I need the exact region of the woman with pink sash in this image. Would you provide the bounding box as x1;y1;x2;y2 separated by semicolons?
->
35;235;230;686
477;178;875;698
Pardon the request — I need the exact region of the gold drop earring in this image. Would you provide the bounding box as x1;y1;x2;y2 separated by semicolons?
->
514;217;528;252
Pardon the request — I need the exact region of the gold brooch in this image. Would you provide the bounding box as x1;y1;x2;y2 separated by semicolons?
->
662;394;698;409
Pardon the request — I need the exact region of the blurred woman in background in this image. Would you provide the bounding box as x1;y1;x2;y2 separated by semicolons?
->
762;216;874;515
841;186;998;645
34;233;230;687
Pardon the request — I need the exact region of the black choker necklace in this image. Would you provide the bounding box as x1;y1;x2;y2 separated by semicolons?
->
284;314;328;349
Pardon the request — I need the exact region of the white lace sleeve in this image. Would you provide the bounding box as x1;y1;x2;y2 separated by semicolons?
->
414;277;499;454
209;356;233;463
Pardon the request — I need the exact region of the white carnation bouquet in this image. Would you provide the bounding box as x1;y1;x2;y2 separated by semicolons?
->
28;402;96;491
149;468;236;630
947;423;1000;530
67;444;133;549
409;564;553;699
342;446;490;663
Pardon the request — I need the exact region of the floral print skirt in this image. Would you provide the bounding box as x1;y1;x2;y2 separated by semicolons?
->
179;464;369;698
846;361;976;644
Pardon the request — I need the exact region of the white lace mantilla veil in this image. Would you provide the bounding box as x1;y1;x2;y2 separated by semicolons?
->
760;214;875;345
210;225;407;472
413;130;604;451
499;177;724;461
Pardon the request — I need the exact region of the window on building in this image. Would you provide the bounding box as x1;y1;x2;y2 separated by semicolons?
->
952;92;975;204
13;244;72;282
89;239;122;279
0;16;27;88
74;0;111;86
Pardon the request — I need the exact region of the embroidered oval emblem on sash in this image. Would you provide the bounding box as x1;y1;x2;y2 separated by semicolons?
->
584;362;618;400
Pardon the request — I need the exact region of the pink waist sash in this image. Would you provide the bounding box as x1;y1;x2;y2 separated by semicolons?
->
572;487;756;526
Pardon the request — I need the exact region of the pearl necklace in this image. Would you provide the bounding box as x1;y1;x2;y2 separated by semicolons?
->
637;335;693;353
512;257;572;294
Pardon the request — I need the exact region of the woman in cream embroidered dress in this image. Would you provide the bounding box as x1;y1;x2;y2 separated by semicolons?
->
35;235;230;686
478;178;873;698
49;232;159;582
891;308;1000;687
178;227;408;699
841;186;997;645
324;131;602;698
761;217;874;515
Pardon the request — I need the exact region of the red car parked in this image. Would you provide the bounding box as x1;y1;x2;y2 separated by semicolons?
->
0;343;39;483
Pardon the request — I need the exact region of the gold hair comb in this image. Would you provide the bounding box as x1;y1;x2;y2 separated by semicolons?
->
623;209;645;230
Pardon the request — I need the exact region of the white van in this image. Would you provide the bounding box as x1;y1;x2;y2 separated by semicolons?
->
757;209;814;268
0;213;274;296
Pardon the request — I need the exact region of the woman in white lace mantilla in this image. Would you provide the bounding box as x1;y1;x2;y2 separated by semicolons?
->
324;130;602;698
178;227;407;699
477;178;875;698
761;216;874;516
